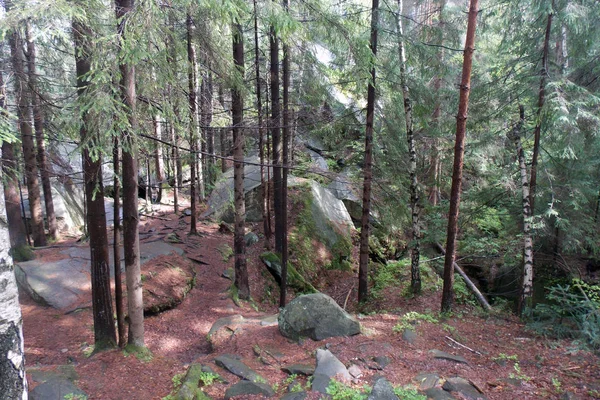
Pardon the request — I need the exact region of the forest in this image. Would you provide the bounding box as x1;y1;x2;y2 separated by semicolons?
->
0;0;599;398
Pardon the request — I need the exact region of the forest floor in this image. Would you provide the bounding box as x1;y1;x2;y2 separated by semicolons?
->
19;199;600;400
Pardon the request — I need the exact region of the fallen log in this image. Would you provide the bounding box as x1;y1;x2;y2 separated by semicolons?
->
434;243;492;311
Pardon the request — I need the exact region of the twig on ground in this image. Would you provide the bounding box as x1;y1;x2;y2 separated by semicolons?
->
444;335;482;355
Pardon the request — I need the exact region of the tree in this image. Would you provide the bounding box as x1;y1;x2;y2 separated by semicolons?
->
529;11;553;215
73;17;117;350
0;183;27;399
0;71;28;250
187;10;199;235
358;0;379;303
7;4;46;247
441;0;479;313
115;0;144;347
153;115;165;203
396;0;421;294
26;19;57;241
232;20;250;300
270;3;283;255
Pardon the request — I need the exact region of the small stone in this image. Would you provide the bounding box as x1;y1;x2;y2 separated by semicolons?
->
281;364;315;376
402;328;417;344
224;380;274;399
442;376;487;400
61;348;68;353
367;377;399;400
423;387;455;400
214;355;266;383
373;356;391;370
315;349;351;382
348;364;363;379
221;268;235;281
415;373;440;390
260;314;279;326
244;232;259;246
281;391;307;400
430;349;468;364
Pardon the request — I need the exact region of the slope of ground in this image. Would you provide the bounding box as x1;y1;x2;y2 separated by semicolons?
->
19;202;600;399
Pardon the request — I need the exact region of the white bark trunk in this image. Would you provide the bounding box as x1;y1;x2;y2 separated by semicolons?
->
0;183;28;399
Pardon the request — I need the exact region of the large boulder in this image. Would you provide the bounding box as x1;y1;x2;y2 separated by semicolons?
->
278;293;360;341
201;155;271;223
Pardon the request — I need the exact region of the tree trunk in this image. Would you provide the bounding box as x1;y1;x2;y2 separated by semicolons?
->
358;0;379;303
0;182;27;400
509;105;534;314
153;116;165;204
115;0;144;347
200;70;213;190
73;18;117;350
441;0;479;313
170;123;180;214
112;135;126;347
396;0;421;294
220;127;227;173
8;20;46;247
254;0;272;247
280;0;291;307
187;11;199;235
529;12;553;215
270;13;283;255
1;71;28;249
26;20;57;241
232;22;250;300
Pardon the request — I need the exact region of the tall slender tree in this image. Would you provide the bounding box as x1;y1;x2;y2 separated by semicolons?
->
270;3;283;255
73;16;117;350
187;10;199;235
441;0;479;313
529;12;553;215
26;19;57;241
7;4;46;247
115;0;144;347
358;0;380;302
0;71;27;250
396;0;421;294
232;21;250;300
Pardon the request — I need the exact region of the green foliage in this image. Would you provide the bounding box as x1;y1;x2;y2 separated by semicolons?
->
63;394;87;400
393;311;438;333
217;244;234;262
393;387;426;400
123;344;153;362
453;278;478;307
198;371;220;386
325;380;367;400
10;245;35;262
528;280;600;350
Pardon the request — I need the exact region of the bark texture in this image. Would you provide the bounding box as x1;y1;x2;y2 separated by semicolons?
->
441;0;479;313
1;71;27;248
26;19;57;241
113;136;125;347
74;18;117;349
270;13;283;255
187;11;199;235
153;116;165;204
396;0;421;294
254;0;272;246
358;0;379;302
0;184;27;400
8;21;46;247
510;106;534;314
232;22;250;300
115;0;144;347
529;12;553;215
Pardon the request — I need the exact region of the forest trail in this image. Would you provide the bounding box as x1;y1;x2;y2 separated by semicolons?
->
20;203;600;400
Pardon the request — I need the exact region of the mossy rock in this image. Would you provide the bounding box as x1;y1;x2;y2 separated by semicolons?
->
175;364;213;400
260;252;317;294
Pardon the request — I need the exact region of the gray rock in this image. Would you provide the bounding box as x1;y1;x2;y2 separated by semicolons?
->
15;241;184;309
260;314;279;327
214;355;266;383
281;364;315;376
561;392;581;400
442;377;486;400
373;356;391;370
415;373;440;390
29;378;86;400
306;180;353;250
307;149;329;171
367;377;399;400
430;350;468;364
278;293;360;341
315;349;351;381
224;380;274;399
281;391;307;400
221;268;235;281
202;155;272;223
244;232;260;246
402;328;417;344
423;387;455;400
311;373;332;394
348;364;363;378
208;315;245;339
